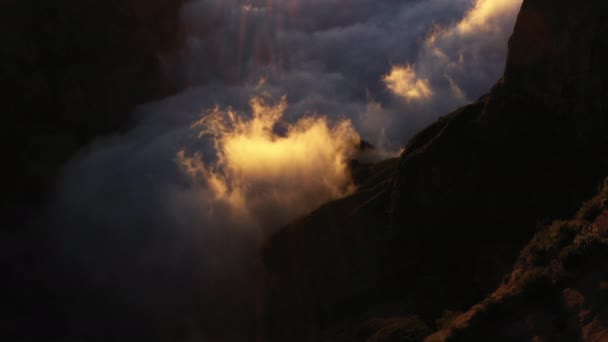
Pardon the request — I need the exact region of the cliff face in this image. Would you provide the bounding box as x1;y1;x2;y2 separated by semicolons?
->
0;0;184;226
262;0;608;340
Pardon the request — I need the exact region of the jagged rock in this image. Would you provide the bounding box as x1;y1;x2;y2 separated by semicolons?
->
427;181;608;341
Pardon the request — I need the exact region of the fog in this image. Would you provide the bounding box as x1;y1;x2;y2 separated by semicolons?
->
45;1;522;340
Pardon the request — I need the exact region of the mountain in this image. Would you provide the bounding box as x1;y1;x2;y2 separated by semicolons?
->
428;179;608;341
0;0;185;228
262;0;608;340
0;2;185;340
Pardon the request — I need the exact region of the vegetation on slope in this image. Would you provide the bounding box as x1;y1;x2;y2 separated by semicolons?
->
427;178;608;341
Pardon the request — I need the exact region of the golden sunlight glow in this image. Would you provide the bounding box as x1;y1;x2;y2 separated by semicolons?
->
383;65;433;102
457;0;523;34
177;96;361;228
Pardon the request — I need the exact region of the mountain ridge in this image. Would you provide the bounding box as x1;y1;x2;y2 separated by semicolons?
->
262;0;608;340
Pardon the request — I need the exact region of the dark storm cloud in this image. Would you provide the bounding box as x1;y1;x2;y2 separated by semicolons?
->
44;1;523;341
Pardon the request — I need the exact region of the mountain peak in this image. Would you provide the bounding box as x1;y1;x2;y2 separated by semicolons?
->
262;1;608;340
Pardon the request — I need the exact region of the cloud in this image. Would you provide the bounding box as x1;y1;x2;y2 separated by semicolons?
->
384;0;523;106
41;0;524;340
177;95;360;229
457;0;522;34
45;89;365;341
171;0;521;149
383;64;434;102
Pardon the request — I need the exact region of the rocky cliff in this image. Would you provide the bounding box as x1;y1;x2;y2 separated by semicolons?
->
262;0;608;340
0;0;184;227
0;2;185;340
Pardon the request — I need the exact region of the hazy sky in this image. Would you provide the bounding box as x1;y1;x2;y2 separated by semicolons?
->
47;1;522;340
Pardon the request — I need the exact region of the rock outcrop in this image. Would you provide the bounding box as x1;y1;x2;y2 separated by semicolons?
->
262;0;608;340
428;179;608;341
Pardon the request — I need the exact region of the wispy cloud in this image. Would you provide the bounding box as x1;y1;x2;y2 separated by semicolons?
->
45;1;523;340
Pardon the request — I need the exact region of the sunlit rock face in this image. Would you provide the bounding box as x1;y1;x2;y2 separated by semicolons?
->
262;0;608;340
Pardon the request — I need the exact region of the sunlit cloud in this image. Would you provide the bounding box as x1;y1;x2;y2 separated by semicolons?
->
383;64;434;102
456;0;523;34
384;0;522;104
177;96;360;229
46;1;525;339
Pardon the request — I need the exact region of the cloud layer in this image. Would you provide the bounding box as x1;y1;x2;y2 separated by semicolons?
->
178;95;359;230
384;64;434;102
45;0;523;340
385;0;523;106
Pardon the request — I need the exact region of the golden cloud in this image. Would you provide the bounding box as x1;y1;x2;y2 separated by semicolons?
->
383;64;434;102
177;96;361;229
384;0;522;102
457;0;523;34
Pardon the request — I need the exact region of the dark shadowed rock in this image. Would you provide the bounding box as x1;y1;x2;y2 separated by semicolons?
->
427;179;608;341
0;2;185;341
262;0;608;340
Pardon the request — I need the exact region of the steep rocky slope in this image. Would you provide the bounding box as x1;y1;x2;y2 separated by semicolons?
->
427;179;608;341
262;0;608;340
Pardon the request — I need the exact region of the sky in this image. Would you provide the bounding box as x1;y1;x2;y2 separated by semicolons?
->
44;1;522;340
